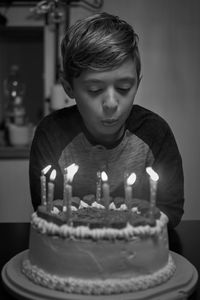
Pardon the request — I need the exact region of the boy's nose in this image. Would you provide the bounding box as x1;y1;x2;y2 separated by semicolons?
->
102;89;118;114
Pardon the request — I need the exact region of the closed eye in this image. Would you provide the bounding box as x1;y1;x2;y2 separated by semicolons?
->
117;87;131;94
87;88;103;94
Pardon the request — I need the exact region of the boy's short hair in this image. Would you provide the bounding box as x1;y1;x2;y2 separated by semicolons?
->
61;12;141;85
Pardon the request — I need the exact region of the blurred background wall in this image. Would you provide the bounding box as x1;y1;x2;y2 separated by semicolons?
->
0;0;199;221
102;0;200;221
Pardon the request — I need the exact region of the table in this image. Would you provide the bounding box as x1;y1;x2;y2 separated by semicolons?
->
0;221;199;299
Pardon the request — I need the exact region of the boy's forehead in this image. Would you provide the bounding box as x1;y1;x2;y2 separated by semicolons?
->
79;58;137;83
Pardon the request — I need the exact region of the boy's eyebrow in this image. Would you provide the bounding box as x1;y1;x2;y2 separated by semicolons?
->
83;77;136;84
83;79;104;84
116;77;137;83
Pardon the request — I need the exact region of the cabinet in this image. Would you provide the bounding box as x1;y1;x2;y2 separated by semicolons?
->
0;159;33;222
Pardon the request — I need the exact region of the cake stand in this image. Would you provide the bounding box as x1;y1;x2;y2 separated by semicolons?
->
1;250;198;300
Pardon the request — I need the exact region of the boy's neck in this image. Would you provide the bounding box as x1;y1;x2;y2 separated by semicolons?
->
82;123;126;149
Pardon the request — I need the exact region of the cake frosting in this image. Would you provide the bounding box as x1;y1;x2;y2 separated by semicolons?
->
22;198;176;295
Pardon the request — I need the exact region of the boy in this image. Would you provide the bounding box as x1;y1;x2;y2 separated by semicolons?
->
29;12;184;228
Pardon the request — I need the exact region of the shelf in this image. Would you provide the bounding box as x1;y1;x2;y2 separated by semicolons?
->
0;146;30;159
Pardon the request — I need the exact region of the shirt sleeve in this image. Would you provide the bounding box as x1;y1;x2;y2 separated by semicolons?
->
29;120;63;211
152;123;184;228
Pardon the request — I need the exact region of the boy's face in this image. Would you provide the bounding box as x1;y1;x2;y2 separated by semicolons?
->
71;57;139;146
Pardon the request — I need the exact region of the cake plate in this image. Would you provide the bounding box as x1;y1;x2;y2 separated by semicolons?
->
1;250;198;300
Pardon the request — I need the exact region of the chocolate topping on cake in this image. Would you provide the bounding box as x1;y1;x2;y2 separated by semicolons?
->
37;197;160;228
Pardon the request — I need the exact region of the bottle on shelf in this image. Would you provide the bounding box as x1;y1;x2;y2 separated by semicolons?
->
13;96;26;126
3;65;32;147
4;65;26;126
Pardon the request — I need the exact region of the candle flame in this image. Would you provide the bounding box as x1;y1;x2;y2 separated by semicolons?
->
64;163;79;182
50;169;56;181
101;171;108;182
127;173;136;185
146;167;159;181
42;164;51;175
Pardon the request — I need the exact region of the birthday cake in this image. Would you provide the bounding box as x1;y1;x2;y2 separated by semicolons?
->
21;196;176;295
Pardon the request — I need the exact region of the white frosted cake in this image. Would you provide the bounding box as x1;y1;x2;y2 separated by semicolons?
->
22;197;176;295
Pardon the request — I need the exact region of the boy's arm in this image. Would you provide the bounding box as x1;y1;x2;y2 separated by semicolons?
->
29;124;63;211
153;125;184;229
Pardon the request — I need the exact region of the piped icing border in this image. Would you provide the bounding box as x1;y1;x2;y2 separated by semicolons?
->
22;254;176;295
31;211;168;240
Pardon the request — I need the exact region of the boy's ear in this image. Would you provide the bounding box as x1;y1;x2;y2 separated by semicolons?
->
60;77;74;99
137;75;142;89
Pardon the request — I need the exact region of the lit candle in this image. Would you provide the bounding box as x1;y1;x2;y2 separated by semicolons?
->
125;173;136;209
96;170;102;203
146;167;159;210
40;165;51;206
101;171;110;210
63;163;79;221
63;167;68;211
47;169;56;212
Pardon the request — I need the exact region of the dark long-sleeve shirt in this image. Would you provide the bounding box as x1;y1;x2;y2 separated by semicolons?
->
29;104;184;228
